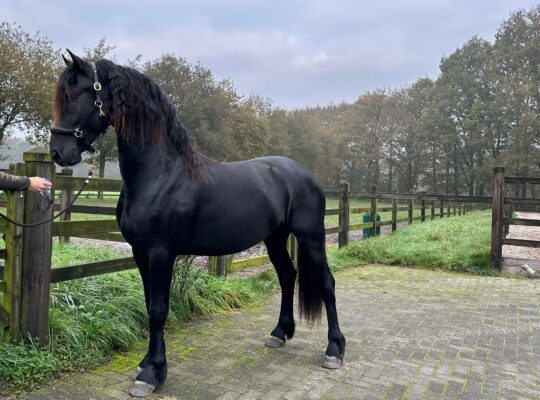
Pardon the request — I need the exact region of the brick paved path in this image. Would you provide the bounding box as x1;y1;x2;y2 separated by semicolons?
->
28;266;540;400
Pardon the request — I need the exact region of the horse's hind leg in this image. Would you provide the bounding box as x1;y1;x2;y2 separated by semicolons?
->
295;231;346;368
319;259;346;368
264;231;297;347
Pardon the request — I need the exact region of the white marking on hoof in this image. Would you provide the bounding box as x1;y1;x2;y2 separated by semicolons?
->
322;355;343;369
265;335;285;348
131;366;143;381
129;380;156;398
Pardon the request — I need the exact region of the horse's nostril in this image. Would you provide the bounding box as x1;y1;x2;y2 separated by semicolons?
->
50;149;61;164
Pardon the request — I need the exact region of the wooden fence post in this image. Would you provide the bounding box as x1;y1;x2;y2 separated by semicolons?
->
20;148;55;345
421;199;426;222
371;186;378;236
439;200;444;218
391;197;397;232
431;201;435;220
208;256;217;274
491;167;505;269
215;255;229;276
447;203;451;217
338;182;350;248
453;203;456;216
59;167;73;243
408;199;413;224
2;163;25;343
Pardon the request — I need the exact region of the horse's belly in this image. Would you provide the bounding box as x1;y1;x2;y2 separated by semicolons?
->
182;217;276;256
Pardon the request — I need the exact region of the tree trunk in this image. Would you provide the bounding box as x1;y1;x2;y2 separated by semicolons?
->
431;156;437;193
406;160;413;192
97;155;106;199
445;159;450;195
388;162;393;192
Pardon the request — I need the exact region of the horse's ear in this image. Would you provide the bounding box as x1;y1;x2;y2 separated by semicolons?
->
62;54;72;67
66;49;88;71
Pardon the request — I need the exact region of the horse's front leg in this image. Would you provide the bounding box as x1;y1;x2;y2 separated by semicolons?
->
132;246;150;376
130;247;175;398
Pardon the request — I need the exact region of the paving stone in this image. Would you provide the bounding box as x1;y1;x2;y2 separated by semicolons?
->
25;266;540;400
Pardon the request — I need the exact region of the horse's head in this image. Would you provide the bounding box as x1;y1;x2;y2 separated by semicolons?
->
50;50;110;166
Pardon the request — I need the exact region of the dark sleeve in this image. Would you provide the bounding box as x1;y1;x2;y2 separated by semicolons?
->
0;171;30;191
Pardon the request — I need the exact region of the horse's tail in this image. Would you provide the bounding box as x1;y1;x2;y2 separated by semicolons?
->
297;239;326;323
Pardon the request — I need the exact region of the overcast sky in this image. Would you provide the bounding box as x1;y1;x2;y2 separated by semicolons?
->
4;0;539;109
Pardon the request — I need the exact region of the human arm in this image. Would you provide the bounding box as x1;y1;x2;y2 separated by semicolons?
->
0;171;30;191
0;171;52;192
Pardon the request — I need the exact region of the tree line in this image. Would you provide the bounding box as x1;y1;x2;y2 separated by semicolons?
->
1;6;539;195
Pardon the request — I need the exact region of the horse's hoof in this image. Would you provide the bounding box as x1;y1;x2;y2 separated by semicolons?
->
322;355;343;369
131;366;143;381
265;335;285;348
129;380;156;398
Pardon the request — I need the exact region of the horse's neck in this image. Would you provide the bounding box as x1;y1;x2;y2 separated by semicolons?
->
116;135;188;192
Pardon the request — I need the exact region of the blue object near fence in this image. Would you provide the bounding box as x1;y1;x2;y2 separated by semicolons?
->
363;213;381;238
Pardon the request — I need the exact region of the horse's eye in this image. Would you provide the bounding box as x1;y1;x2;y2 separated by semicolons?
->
67;72;77;86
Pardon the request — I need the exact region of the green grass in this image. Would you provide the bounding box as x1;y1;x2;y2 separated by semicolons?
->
328;210;496;275
0;248;278;395
52;242;130;266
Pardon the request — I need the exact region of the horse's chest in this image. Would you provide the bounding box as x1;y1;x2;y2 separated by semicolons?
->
118;202;193;247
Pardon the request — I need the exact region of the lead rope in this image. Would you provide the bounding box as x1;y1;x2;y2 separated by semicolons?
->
0;151;100;228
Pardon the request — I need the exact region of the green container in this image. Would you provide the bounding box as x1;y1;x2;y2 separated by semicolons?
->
363;213;381;238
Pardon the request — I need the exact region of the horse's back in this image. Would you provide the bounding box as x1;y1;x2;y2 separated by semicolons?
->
212;155;325;214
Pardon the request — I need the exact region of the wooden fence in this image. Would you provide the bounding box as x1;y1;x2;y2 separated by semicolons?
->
490;167;540;269
0;148;489;344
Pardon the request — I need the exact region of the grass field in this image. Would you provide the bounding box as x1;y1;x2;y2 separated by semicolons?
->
328;210;494;275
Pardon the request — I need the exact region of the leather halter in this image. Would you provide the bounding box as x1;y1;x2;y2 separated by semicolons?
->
49;62;106;153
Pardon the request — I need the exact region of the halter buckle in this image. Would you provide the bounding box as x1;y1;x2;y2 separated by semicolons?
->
93;82;102;91
95;99;105;116
74;128;83;138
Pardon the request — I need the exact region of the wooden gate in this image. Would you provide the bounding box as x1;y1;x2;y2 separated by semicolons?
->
491;167;540;270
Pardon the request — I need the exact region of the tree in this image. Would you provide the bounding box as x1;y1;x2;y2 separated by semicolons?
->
144;54;238;160
0;23;59;145
492;6;540;195
384;78;433;193
428;37;494;194
336;89;396;191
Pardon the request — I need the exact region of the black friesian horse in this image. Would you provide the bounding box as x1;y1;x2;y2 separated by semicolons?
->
50;51;345;397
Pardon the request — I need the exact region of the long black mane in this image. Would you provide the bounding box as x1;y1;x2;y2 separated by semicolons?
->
54;59;210;181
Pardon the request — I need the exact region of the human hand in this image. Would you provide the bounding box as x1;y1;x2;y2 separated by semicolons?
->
28;177;53;193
